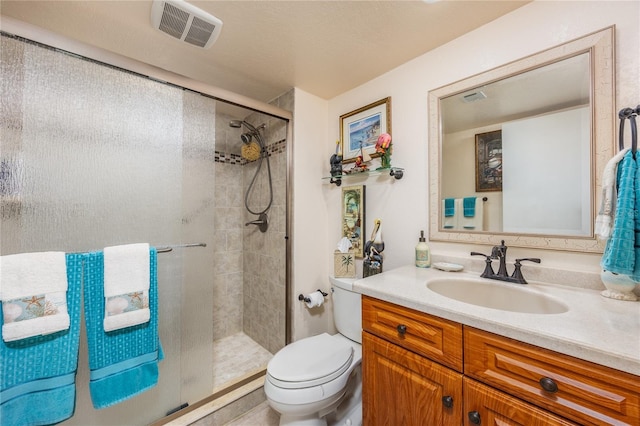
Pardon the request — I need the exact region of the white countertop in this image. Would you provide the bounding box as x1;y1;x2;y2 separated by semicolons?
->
353;265;640;376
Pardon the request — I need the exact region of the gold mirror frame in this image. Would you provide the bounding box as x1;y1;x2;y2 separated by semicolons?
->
428;27;615;253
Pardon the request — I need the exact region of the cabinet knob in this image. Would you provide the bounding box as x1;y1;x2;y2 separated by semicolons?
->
539;377;559;393
468;410;481;424
396;324;407;335
441;395;453;408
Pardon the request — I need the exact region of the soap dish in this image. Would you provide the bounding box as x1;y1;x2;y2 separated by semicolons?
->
433;262;464;272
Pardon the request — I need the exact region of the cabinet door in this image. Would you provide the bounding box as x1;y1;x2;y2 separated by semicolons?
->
363;332;462;426
464;378;578;426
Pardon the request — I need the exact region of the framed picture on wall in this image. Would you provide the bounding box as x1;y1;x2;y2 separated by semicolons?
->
475;130;502;192
340;97;391;164
341;185;366;258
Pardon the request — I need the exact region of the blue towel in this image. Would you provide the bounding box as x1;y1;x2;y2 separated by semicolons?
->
0;253;83;426
444;198;455;217
601;151;639;277
463;197;476;218
84;248;163;409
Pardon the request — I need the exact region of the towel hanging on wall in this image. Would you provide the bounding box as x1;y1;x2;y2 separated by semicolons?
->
601;106;640;279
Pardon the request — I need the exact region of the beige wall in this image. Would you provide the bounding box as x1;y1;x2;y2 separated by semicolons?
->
291;88;332;341
291;0;640;339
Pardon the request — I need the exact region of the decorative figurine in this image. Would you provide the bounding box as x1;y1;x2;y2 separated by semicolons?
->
345;142;371;174
329;140;343;185
363;219;384;277
375;133;392;169
353;155;369;172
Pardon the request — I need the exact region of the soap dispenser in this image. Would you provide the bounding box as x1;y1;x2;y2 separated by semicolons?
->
415;230;431;268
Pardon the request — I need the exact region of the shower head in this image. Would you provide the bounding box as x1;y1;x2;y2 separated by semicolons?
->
228;120;266;132
230;120;266;148
240;133;253;144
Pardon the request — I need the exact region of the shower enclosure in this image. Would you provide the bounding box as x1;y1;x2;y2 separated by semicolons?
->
1;33;289;425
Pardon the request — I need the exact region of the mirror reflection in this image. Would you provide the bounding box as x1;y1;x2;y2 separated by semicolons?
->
428;27;614;252
440;53;591;236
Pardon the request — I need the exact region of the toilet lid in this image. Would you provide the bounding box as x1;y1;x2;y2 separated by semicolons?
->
267;333;354;388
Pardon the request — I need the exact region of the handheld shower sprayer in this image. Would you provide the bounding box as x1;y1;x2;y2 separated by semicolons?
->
227;119;273;229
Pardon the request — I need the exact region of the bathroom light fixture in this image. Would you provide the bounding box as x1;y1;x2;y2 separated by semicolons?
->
151;0;223;49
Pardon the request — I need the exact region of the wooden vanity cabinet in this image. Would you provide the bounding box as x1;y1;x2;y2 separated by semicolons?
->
362;296;463;371
362;332;462;425
362;296;640;426
362;296;463;425
463;377;578;426
464;327;640;426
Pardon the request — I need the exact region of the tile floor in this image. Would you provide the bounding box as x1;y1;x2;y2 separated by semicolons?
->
213;332;274;389
225;401;279;426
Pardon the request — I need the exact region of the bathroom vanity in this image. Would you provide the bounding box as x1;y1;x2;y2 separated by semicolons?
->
356;266;640;425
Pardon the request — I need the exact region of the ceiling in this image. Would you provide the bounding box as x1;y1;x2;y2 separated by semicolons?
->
441;52;591;133
0;0;529;104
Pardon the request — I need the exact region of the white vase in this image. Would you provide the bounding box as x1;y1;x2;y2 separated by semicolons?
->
600;270;638;301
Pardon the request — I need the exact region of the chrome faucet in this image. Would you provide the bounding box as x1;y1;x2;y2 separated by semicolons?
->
471;240;540;284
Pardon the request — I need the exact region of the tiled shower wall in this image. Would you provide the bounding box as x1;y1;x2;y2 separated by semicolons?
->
243;91;292;354
212;89;292;355
213;117;246;340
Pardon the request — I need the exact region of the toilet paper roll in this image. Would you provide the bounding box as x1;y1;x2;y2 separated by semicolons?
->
305;291;325;308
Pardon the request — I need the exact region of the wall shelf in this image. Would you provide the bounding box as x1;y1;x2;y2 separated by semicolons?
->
322;167;404;186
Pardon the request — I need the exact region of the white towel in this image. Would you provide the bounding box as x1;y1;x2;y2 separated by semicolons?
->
460;197;484;231
596;148;629;240
103;243;150;332
0;251;70;342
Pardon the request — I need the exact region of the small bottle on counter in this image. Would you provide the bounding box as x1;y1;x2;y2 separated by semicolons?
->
415;230;431;268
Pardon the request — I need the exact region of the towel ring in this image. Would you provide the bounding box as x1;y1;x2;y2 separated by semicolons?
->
618;106;638;155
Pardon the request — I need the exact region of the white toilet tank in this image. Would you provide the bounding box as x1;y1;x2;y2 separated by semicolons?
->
329;276;362;344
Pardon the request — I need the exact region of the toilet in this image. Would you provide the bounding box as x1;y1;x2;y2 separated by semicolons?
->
264;276;362;426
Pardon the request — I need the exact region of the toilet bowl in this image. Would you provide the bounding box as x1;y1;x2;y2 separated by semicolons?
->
264;277;362;426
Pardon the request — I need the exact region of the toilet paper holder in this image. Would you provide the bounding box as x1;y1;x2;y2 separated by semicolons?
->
298;289;328;303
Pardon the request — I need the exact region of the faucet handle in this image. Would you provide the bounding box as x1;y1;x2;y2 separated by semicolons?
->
511;258;541;284
470;251;490;259
471;252;495;278
515;258;541;264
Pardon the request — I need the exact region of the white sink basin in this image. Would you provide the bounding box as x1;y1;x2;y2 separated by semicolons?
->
427;278;569;314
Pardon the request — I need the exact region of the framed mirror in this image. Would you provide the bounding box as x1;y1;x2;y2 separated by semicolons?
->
428;27;615;253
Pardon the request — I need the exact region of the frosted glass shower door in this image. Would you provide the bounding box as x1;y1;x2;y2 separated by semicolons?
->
1;35;215;425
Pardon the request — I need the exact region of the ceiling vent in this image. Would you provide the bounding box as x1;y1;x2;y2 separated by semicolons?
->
151;0;223;49
461;91;487;103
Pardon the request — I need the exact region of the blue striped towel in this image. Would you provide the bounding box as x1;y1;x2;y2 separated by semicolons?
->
0;253;83;426
463;197;476;218
83;247;163;409
601;151;640;279
444;198;455;217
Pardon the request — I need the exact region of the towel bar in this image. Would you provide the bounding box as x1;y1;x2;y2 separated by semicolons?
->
156;243;207;253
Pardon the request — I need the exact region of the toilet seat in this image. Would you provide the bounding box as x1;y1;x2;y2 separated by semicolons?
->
267;333;354;389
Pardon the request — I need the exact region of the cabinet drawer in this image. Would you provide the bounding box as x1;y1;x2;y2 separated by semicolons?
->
362;296;463;371
464;327;640;426
464;377;578;426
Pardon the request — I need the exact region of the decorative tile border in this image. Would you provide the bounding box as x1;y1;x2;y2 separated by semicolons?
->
215;139;286;166
214;151;245;165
